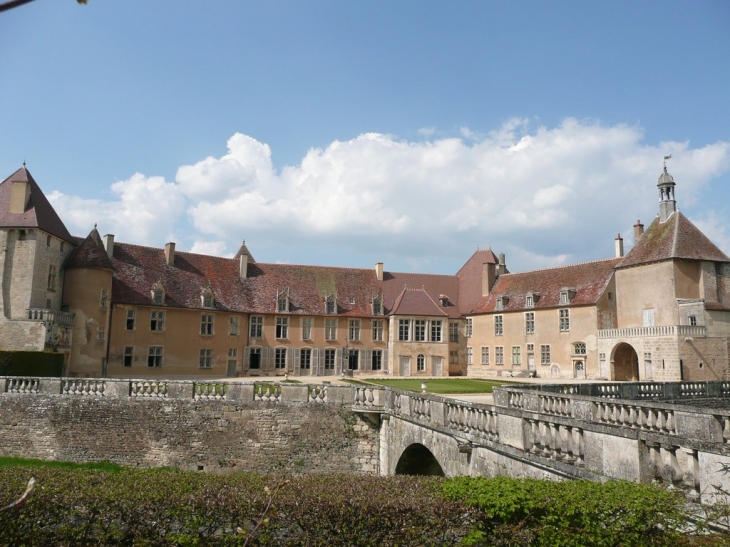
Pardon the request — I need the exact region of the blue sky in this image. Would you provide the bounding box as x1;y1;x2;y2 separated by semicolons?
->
1;1;729;274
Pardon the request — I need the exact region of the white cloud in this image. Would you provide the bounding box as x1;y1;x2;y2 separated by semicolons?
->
189;240;230;257
46;119;730;272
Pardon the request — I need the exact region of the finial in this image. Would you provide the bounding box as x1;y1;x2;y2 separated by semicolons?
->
22;160;26;168
94;223;97;230
663;154;672;172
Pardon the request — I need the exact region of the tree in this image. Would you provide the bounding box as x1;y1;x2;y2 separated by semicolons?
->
0;0;86;13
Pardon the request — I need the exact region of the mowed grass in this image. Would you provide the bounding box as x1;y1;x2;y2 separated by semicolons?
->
346;378;515;394
0;456;123;471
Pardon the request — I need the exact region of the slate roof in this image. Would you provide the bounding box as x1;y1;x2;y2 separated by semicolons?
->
65;228;114;270
0;166;74;242
471;258;620;314
617;212;730;269
390;287;449;317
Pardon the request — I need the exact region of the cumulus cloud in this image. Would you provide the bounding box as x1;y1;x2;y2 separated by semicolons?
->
47;119;730;273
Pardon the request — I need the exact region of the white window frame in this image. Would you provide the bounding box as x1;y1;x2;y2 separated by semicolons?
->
147;346;163;368
398;319;410;341
466;347;473;365
199;348;213;369
150;310;165;332
349;319;361;341
250;316;263;338
525;312;535;334
465;318;473;337
449;322;459;342
512;346;521;366
302;317;312;340
494;315;503;336
126;309;136;331
541;344;551;365
495;346;504;365
559;309;570;332
228;316;240;336
414;319;426;342
200;314;214;335
372;319;384;341
274;348;287;369
123;346;134;367
372;349;383;371
431;320;442;342
481;346;489;365
275;317;288;339
325;318;338;341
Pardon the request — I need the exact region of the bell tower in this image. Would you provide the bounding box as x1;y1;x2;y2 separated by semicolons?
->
658;155;676;223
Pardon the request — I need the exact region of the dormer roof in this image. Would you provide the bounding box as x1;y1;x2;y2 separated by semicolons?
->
65;227;114;270
0;166;73;242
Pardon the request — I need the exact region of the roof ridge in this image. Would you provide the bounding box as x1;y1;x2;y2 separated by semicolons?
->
499;257;620;277
671;212;680;257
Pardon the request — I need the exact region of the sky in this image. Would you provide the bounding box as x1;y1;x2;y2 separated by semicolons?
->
1;1;729;275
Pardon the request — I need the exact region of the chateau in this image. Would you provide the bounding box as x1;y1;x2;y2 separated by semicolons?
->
1;164;729;382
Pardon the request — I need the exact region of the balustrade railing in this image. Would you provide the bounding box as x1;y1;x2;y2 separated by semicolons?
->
445;403;499;442
62;379;105;396
309;385;327;403
527;418;584;466
410;396;431;421
5;377;39;394
593;401;677;435
25;308;75;326
598;325;707;339
131;380;168;398
194;382;227;400
354;387;376;408
254;383;280;403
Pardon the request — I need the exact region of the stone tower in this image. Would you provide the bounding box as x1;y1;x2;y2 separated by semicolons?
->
657;163;677;223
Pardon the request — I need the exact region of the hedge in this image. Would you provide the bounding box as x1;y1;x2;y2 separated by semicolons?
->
0;350;63;377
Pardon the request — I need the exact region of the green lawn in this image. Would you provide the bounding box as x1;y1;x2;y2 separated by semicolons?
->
345;378;515;394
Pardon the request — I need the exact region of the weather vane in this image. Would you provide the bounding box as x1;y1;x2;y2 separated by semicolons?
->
663;154;672;170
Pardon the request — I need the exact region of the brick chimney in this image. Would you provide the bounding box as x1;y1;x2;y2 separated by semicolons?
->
9;180;30;214
239;253;248;279
615;234;624;258
165;242;175;266
498;253;507;276
375;262;384;282
103;234;115;258
633;220;644;243
482;262;496;296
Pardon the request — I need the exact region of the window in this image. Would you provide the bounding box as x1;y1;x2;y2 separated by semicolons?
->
449;350;459;364
495;346;504;365
47;264;57;290
349;297;355;305
417;354;425;372
481;346;490;365
525;312;534;334
148;346;163;367
126;309;136;330
46;235;51;246
201;288;215;308
644;352;652;368
123;346;134;367
249;347;261;369
559;290;569;305
414;320;426;341
275;348;287;369
573;342;586;355
512;346;521;365
372;296;383;316
275;317;288;339
494;315;503;336
300;348;311;370
526;294;534;308
349;319;361;341
324;348;336;370
466;347;473;365
372;349;383;371
398;319;410;341
431;320;442;342
689;315;697;326
152;283;165;305
150;310;165;331
229;316;240;336
277;293;288;313
496;297;504;311
325;319;338;340
199;349;213;369
201;314;214;335
527;343;534;352
18;230;26;241
449;322;459;342
559;309;570;332
250;316;263;338
96;327;105;342
642;309;655;327
372;319;383;341
466;318;473;337
302;317;312;340
99;289;108;309
60;242;64;253
325;295;336;314
228;348;237;372
541;345;551;365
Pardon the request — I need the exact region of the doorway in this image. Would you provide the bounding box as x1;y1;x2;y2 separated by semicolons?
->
612;343;639;381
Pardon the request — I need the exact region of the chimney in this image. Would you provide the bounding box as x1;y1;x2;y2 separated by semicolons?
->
165;242;175;266
615;234;624;258
633;220;644;243
9;181;31;214
375;262;384;282
498;253;507;276
102;234;115;258
482;262;496;296
239;253;248;279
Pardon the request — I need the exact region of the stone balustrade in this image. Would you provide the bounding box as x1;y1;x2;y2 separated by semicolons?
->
25;308;75;326
598;325;707;338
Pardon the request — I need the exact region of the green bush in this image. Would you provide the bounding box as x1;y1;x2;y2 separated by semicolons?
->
442;476;689;547
0;350;63;377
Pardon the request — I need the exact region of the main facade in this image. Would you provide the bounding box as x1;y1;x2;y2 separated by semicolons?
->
1;164;729;382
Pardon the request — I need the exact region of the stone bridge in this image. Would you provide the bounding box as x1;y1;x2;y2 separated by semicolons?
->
2;377;730;503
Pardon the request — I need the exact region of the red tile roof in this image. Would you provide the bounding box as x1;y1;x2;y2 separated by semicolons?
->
0;167;74;242
704;301;730;311
381;271;462;318
390;287;449;317
471;258;620;314
65;228;113;270
456;248;499;314
617;212;730;269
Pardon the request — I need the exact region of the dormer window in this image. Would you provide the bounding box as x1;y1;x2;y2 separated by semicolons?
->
325;294;337;315
151;281;165;306
496;296;508;311
439;294;449;307
525;294;534;308
559;288;575;305
201;286;215;308
277;291;289;313
349;297;355;305
372;295;383;316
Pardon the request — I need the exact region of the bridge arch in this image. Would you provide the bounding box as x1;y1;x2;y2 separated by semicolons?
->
611;342;639;381
394;443;445;476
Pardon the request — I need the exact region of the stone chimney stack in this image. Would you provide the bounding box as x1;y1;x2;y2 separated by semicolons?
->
482;262;497;296
633;220;644;243
165;242;175;266
239;253;249;279
103;234;115;258
498;253;507;276
375;262;384;282
615;234;624;258
9;180;30;214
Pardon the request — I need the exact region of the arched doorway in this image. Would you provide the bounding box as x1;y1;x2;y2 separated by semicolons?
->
612;343;639;381
394;443;445;476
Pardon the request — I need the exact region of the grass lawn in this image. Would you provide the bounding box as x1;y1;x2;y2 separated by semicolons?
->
345;378;516;394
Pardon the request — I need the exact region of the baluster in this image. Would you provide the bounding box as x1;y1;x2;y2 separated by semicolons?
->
660;445;683;484
367;388;374;406
540;422;552;457
529;419;540;453
573;427;584;466
562;425;575;463
680;447;700;496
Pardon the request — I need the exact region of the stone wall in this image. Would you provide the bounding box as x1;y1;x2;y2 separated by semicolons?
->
0;380;381;475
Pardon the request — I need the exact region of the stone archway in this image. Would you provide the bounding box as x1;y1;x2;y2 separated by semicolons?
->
612;343;639;381
394;443;445;476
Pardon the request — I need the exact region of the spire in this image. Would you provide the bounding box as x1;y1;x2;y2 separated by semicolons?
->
657;155;676;223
